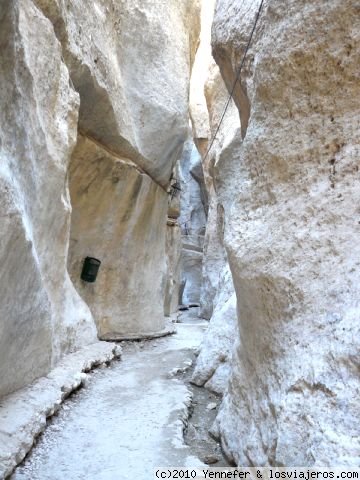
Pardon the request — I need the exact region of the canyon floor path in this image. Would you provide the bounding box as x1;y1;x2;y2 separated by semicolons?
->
12;318;208;480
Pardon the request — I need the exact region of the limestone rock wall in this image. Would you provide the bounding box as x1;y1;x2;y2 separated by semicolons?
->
190;77;238;393
43;0;200;339
192;270;237;395
0;0;97;398
207;0;360;467
198;63;234;321
33;0;201;187
67;135;169;339
165;164;183;317
179;142;207;306
189;1;238;396
164;222;182;317
0;0;201;396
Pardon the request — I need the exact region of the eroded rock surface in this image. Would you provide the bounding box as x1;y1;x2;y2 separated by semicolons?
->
58;0;201;338
208;0;360;467
164;222;182;317
189;3;238;396
179;142;207;306
192;272;236;395
0;0;97;398
0;0;201;395
34;0;201;187
68;135;169;339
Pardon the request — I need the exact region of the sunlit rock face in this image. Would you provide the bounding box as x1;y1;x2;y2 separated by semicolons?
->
0;0;96;397
210;0;360;467
0;0;201;395
33;0;201;187
39;0;201;338
198;63;235;321
192;270;237;395
189;0;238;396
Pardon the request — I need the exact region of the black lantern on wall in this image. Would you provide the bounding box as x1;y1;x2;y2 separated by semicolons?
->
81;257;101;283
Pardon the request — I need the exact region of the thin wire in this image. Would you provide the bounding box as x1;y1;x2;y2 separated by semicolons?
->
202;0;265;164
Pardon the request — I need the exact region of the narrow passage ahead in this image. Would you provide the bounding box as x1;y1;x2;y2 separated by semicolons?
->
12;318;207;480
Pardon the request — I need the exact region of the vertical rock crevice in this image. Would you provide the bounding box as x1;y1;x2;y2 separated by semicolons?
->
187;0;239;399
178;140;207;307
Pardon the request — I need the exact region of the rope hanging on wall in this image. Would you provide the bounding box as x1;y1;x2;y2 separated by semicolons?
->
202;0;265;165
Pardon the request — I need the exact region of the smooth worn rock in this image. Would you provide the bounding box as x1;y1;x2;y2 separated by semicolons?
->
0;0;97;398
192;281;237;395
53;0;201;339
68;135;169;339
190;1;235;323
178;141;207;306
210;0;360;467
0;0;202;400
164;223;182;317
34;0;201;186
190;2;238;395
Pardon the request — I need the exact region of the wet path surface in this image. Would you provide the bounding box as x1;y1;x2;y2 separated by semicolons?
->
12;320;207;480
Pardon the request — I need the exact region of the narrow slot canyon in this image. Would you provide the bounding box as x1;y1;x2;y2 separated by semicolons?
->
0;0;359;479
